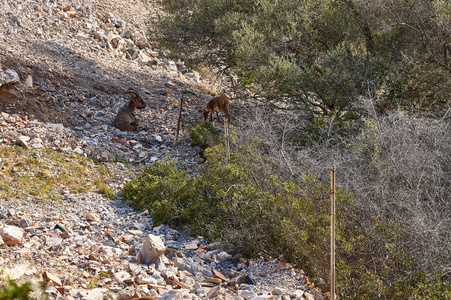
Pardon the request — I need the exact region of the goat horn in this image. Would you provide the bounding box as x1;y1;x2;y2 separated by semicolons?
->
124;88;141;98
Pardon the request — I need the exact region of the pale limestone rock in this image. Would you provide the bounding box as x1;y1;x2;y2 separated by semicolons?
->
160;289;190;300
293;290;304;298
0;69;20;87
114;271;131;283
25;75;33;87
238;290;256;300
1;225;24;245
5;262;38;280
137;234;166;264
272;287;286;295
173;257;213;278
85;213;101;222
207;285;223;298
68;288;107;300
43;271;62;286
217;251;232;262
250;295;274;300
304;292;315;300
45;237;63;246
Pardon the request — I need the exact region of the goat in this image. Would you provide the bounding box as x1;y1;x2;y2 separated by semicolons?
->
203;94;231;123
113;88;146;132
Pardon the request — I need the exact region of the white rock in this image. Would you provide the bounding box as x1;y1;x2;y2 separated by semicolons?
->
217;251;232;262
1;225;24;245
18;135;30;142
68;288;107;300
45;237;63;247
16;136;30;149
4;262;38;280
293;290;304;298
238;290;256;300
45;123;65;131
24;75;33;87
126;229;143;236
0;69;20;86
172;257;213;278
85;213;101;222
207;285;223;298
204;250;218;260
74;147;84;155
250;295;274;300
137;234;166;264
165;60;177;72
160;289;190;300
114;271;131;283
184;71;200;82
304;292;315;300
184;240;199;250
30;137;43;144
272;287;286;295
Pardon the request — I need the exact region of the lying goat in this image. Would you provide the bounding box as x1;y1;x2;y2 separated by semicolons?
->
203;94;231;123
113;88;146;132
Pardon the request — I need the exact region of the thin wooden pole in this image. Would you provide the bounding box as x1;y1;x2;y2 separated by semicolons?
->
330;167;336;300
224;120;230;159
174;96;183;145
173;90;195;146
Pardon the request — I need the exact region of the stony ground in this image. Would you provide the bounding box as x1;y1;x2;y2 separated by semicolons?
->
0;0;327;299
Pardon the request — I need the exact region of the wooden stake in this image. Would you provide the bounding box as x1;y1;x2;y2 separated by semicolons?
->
224;120;230;159
330;167;336;300
174;96;183;146
173;90;195;146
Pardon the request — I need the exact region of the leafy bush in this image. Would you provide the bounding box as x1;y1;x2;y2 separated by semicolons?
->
123;136;353;280
188;122;222;152
121;160;205;227
154;0;451;115
122;117;450;298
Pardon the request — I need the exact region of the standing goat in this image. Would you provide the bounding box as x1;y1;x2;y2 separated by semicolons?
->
203;94;231;123
113;88;146;132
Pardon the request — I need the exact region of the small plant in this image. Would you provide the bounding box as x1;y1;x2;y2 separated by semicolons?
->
98;186;116;200
98;271;111;278
0;280;33;300
121;160;201;227
188;122;221;152
97;164;109;175
112;156;129;165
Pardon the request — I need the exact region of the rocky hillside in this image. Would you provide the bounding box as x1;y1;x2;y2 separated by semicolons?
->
0;0;327;299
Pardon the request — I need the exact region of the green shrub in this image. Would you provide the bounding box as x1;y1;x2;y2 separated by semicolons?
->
122;137;353;278
121;131;450;298
0;280;33;300
98;186;116;200
188;122;222;151
409;273;451;300
155;0;451;116
121;160;206;228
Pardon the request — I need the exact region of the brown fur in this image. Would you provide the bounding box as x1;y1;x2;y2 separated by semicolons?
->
203;94;231;123
114;88;146;132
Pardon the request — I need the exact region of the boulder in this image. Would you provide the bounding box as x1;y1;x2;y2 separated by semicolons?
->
0;69;20;87
137;234;166;264
1;225;24;245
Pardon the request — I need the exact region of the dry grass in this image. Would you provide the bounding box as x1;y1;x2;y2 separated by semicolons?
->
0;146;118;202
